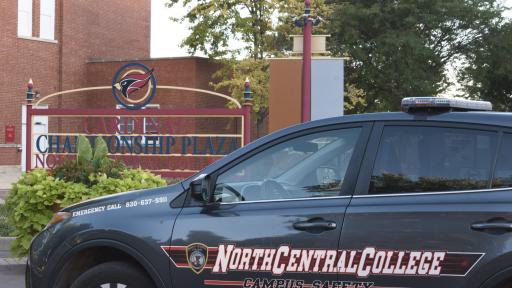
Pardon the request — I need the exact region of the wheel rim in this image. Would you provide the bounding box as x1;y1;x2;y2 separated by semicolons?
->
99;284;127;288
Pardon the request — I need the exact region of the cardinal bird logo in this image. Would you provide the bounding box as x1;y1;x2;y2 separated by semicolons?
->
112;62;156;110
114;68;154;100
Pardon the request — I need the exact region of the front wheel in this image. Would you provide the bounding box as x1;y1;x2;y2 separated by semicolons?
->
70;261;155;288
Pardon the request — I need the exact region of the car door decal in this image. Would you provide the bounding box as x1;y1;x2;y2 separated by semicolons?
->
162;244;484;278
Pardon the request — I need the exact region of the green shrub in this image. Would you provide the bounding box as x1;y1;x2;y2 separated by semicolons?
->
6;168;166;257
166;178;183;185
5;136;168;257
53;136;126;186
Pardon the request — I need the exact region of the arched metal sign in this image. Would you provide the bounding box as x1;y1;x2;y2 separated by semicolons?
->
26;63;252;178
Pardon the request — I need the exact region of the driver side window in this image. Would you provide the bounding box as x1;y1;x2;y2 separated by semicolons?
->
214;128;362;203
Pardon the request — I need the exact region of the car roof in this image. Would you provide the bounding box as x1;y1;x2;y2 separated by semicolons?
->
309;111;512;128
186;111;512;183
271;111;512;141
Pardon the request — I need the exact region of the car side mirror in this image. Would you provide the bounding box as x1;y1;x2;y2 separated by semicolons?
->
190;174;212;202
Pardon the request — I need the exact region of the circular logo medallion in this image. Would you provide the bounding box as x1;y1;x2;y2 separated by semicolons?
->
186;243;209;274
189;249;206;270
112;62;156;110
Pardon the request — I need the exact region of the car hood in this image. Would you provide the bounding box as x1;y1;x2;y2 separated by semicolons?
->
61;183;185;213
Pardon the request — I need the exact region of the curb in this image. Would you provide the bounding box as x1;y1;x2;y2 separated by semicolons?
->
0;237;26;269
0;257;26;267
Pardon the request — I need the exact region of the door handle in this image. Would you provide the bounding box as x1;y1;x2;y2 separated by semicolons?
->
293;219;337;232
471;222;512;231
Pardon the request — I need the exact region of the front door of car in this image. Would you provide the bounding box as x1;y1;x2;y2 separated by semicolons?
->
339;122;510;288
167;124;371;287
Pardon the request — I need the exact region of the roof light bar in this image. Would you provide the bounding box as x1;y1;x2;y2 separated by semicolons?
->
401;97;492;112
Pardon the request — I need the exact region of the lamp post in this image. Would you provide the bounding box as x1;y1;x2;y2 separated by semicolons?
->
295;0;321;123
242;77;253;146
26;79;34;172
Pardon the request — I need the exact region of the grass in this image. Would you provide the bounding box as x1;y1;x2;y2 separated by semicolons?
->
0;204;14;237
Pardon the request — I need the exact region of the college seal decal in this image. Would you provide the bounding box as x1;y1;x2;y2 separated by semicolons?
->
112;62;156;110
186;243;209;274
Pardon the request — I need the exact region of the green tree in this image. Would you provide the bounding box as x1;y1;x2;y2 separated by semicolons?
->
344;84;367;114
166;1;332;130
166;0;332;58
328;0;504;112
459;21;512;111
271;0;333;55
166;0;279;59
211;59;268;111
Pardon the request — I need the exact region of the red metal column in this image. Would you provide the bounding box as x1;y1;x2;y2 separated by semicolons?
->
243;78;253;146
302;0;312;123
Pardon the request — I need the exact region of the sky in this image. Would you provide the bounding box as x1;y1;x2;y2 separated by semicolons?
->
151;0;247;58
150;0;191;58
151;0;512;97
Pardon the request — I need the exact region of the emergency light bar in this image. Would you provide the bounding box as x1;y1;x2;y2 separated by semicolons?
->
401;97;492;112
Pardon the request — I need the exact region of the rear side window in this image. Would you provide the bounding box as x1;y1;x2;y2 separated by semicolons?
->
370;126;498;195
493;133;512;188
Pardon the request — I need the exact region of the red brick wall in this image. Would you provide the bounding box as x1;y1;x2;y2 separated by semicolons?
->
0;0;150;165
0;0;61;165
85;58;240;135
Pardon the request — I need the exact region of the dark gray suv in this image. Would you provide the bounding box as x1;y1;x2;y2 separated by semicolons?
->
27;97;512;288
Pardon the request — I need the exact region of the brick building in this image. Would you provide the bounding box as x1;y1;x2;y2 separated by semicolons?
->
0;0;150;166
0;0;235;169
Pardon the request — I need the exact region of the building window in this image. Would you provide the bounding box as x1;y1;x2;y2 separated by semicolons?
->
18;0;33;37
40;0;55;40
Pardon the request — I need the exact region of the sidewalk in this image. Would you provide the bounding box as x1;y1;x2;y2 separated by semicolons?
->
0;168;28;288
0;239;26;271
0;238;26;266
0;165;20;204
0;264;25;288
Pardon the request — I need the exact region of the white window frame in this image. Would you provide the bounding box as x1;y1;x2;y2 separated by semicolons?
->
39;0;55;40
18;0;33;37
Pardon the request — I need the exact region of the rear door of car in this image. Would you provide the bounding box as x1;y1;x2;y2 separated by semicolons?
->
338;121;512;288
166;123;372;287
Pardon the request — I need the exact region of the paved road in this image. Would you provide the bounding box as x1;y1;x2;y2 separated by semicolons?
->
0;265;25;288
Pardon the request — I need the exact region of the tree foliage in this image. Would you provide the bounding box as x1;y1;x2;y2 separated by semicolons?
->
459;21;512;111
166;0;279;59
344;84;367;114
328;0;505;112
271;0;333;55
211;59;269;115
166;0;332;122
166;0;331;59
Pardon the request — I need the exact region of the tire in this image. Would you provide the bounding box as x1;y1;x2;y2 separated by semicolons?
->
70;261;155;288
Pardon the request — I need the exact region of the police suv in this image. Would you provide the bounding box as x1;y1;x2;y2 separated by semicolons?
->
27;97;512;288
